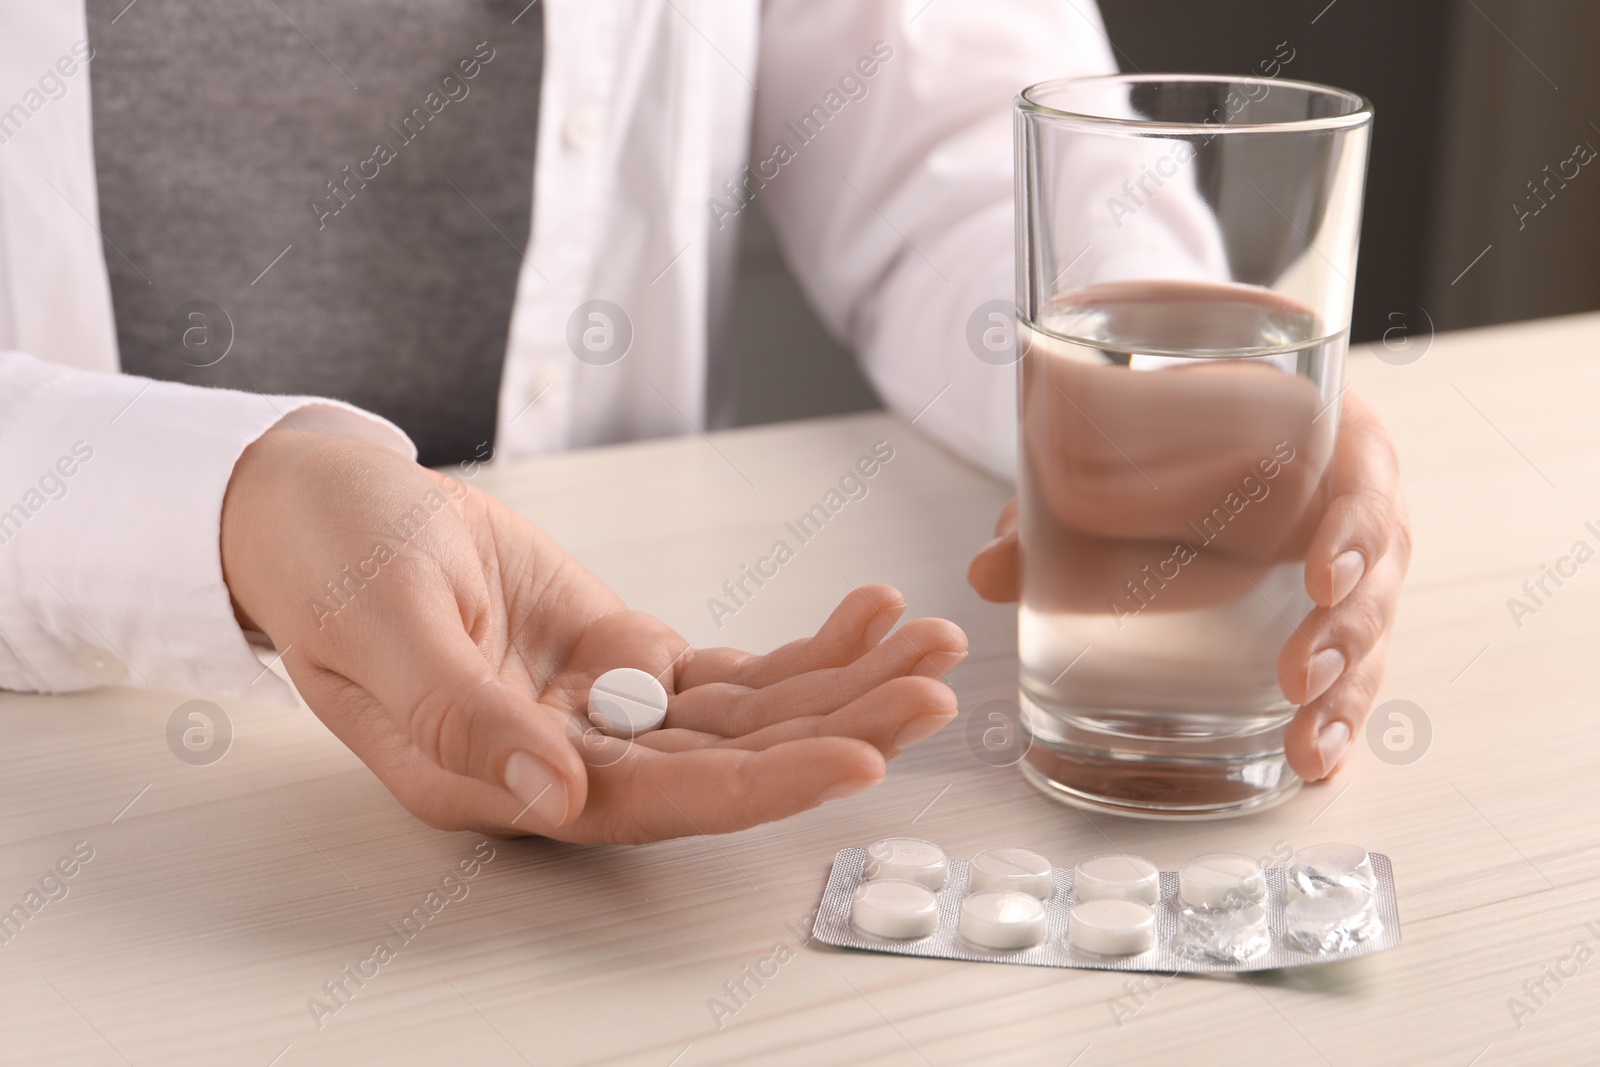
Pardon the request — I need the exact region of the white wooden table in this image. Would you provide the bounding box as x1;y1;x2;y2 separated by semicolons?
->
3;313;1599;1066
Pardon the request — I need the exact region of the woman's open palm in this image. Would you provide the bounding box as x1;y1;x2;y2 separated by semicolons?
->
221;427;968;843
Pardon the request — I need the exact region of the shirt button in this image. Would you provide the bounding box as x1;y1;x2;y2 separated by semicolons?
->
73;641;128;685
562;105;602;151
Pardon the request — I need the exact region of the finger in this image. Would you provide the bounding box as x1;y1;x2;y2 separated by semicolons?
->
638;675;958;757
674;584;908;689
1278;529;1405;705
666;617;968;736
992;497;1019;538
1285;633;1390;781
314;585;589;829
571;736;887;843
968;498;1021;603
1305;392;1404;607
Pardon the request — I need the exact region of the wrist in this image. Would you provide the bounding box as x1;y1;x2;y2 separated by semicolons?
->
219;425;323;637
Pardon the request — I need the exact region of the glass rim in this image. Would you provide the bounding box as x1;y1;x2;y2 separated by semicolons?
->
1018;73;1373;134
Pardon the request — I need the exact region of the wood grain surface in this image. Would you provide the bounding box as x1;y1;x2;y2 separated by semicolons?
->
2;313;1597;1066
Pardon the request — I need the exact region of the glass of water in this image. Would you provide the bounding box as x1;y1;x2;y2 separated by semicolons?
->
1012;75;1373;817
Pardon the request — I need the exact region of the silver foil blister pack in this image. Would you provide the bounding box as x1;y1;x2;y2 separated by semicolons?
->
811;844;1401;973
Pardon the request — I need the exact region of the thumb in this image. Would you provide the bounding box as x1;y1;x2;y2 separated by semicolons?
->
329;603;589;831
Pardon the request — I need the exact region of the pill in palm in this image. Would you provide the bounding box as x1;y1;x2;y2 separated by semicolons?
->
959;890;1048;949
969;847;1054;898
1068;898;1157;956
851;880;940;940
587;668;669;736
1073;853;1160;904
864;838;948;890
1178;853;1265;909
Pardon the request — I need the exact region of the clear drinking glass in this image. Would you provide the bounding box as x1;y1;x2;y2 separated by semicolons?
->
1013;74;1373;817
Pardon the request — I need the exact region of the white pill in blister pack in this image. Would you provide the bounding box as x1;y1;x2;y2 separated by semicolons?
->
1073;853;1160;904
1178;853;1266;909
851;880;940;940
1069;898;1157;957
960;890;1048;950
864;837;948;890
969;847;1054;899
587;668;669;735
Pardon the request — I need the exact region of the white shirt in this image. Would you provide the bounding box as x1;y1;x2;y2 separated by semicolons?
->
0;0;1116;699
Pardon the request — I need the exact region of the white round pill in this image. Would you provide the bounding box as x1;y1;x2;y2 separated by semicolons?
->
1286;843;1377;899
864;838;948;890
959;890;1048;950
1178;853;1266;910
851;880;940;940
587;668;669;736
1073;853;1160;904
969;847;1055;899
1068;898;1157;956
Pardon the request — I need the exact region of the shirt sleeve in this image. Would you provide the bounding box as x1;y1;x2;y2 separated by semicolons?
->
0;352;414;702
752;1;1222;482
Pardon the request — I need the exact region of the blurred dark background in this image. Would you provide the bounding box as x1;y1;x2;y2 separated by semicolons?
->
729;0;1600;428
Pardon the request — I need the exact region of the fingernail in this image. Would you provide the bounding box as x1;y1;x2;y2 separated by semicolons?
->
892;715;948;750
819;777;879;803
504;751;570;827
1330;550;1366;605
1305;647;1346;704
1316;720;1351;778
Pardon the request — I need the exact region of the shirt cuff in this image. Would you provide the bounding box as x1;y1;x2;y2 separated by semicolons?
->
0;352;414;702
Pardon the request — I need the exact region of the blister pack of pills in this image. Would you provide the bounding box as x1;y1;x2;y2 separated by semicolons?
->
810;839;1401;973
